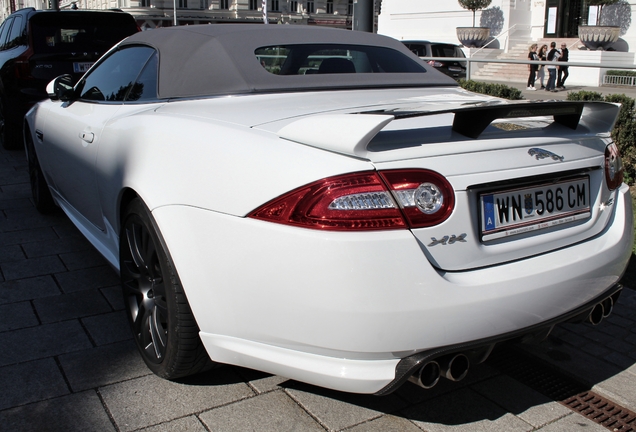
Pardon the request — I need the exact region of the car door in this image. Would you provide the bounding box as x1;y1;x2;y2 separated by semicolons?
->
40;45;156;230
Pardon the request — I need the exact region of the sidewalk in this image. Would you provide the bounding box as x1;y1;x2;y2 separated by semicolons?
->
1;100;636;431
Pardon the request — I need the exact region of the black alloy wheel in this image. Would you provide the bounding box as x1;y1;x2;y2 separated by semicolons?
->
25;128;56;213
120;198;213;378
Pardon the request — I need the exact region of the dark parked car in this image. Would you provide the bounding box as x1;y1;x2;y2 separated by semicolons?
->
0;8;139;149
401;41;467;80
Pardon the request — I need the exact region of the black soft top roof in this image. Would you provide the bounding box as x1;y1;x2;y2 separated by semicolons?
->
118;24;457;99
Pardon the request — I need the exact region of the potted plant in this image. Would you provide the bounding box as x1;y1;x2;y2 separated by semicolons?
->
456;0;492;48
578;0;621;50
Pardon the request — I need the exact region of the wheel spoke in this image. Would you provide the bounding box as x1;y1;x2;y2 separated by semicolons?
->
149;307;167;359
126;223;146;270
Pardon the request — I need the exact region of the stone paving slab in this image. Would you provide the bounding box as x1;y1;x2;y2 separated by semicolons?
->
0;391;116;432
58;340;151;392
0;275;60;304
401;387;535;432
198;390;325;432
471;376;571;428
0;320;93;367
136;417;208;432
99;370;255;431
285;383;408;431
0;358;69;411
532;412;608;432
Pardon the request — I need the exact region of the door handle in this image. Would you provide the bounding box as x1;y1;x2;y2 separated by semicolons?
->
80;132;94;143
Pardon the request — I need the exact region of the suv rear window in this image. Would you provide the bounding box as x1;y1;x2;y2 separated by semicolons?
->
430;44;466;59
30;12;137;54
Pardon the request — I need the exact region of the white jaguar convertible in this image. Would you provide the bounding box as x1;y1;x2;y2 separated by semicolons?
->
24;24;632;394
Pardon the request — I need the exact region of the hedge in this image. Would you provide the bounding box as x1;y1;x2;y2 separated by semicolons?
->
567;90;636;184
606;70;636;77
457;80;523;100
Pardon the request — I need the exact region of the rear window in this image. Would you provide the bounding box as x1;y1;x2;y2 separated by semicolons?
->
430;44;465;59
255;44;426;75
403;43;428;57
30;12;137;54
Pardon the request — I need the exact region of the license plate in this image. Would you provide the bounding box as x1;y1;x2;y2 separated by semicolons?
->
480;176;590;241
448;67;462;72
73;62;93;73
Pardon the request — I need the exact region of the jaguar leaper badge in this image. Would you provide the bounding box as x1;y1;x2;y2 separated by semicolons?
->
528;148;564;162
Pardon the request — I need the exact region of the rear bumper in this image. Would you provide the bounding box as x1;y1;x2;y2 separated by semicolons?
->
152;183;633;393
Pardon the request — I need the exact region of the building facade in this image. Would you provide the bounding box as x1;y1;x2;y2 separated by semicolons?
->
377;0;636;86
377;0;636;53
0;0;354;29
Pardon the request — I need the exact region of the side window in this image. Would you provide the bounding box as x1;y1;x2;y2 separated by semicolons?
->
0;18;13;50
6;16;24;49
78;46;155;102
125;52;158;102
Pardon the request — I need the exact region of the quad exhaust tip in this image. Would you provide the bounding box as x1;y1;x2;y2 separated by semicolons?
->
408;353;470;389
408;288;622;391
407;361;440;389
588;289;620;325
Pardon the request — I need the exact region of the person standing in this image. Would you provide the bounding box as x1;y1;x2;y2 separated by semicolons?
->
546;41;559;92
537;44;548;89
557;42;569;89
527;44;538;90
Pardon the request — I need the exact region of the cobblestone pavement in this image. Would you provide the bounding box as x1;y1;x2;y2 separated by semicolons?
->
1;137;635;431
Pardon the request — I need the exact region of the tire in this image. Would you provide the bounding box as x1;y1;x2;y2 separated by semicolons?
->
120;198;214;379
0;98;20;150
25;128;56;214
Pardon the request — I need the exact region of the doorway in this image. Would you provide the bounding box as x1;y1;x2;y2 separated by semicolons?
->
544;0;584;38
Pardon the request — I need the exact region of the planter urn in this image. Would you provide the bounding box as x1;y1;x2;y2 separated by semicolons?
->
578;25;620;50
456;27;490;48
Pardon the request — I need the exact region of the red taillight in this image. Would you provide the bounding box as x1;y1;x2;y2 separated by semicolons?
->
605;143;624;190
248;170;455;231
380;169;455;228
14;46;34;80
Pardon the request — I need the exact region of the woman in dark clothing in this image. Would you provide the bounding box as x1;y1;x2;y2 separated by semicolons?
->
537;44;548;89
527;44;538;90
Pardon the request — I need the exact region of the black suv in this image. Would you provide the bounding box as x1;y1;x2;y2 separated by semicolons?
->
401;41;467;80
0;8;139;149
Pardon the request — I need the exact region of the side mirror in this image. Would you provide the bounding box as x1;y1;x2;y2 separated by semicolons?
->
46;75;75;101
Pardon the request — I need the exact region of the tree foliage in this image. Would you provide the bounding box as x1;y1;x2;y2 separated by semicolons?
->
567;91;636;184
586;0;620;25
458;0;492;26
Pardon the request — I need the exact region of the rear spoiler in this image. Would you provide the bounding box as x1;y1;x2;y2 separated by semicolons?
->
276;100;620;159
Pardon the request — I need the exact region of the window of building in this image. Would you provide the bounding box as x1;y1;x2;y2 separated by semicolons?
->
306;0;314;13
179;0;187;8
141;0;151;6
271;0;278;11
220;0;229;8
249;0;257;10
289;0;297;11
326;0;333;13
347;0;352;15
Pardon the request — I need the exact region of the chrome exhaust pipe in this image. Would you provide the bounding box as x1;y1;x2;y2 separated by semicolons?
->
408;361;440;389
601;297;613;318
611;289;622;305
588;303;604;325
439;353;469;382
